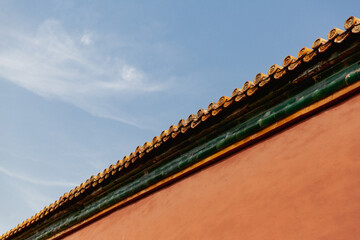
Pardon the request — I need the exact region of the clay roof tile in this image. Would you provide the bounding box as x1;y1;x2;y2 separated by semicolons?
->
268;64;282;76
312;37;327;49
283;56;297;68
207;102;218;111
241;81;254;92
5;15;360;240
297;47;312;58
196;108;208;118
129;152;138;163
344;16;360;30
143;141;153;151
187;114;197;123
152;136;162;148
254;73;268;85
178;119;188;128
327;28;344;40
218;96;230;107
231;88;242;98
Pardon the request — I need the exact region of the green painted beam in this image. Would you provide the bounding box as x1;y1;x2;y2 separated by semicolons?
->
17;55;360;240
9;37;360;239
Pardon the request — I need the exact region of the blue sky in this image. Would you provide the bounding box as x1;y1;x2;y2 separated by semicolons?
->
0;0;358;234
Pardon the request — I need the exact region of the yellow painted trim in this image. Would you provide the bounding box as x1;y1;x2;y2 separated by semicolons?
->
51;81;360;240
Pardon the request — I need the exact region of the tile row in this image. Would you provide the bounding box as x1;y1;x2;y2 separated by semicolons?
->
2;15;359;240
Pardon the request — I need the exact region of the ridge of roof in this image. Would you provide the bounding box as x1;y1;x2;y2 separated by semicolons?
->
2;16;360;240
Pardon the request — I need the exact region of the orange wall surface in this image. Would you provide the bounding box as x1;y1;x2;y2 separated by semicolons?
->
63;94;360;240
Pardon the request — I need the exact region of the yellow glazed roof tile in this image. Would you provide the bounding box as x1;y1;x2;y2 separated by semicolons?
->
2;15;360;240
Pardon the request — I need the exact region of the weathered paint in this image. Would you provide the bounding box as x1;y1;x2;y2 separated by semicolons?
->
62;93;360;240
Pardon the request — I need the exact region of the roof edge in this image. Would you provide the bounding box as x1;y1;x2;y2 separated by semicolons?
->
2;16;360;240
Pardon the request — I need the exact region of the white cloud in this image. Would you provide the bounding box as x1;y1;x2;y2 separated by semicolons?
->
0;19;168;128
0;165;78;188
80;32;93;46
15;186;55;214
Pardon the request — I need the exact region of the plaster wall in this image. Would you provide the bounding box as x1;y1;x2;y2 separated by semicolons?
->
63;93;360;240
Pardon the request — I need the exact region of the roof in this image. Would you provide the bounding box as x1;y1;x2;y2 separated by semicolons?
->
2;16;360;240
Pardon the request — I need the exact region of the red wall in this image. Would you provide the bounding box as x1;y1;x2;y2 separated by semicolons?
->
63;93;360;240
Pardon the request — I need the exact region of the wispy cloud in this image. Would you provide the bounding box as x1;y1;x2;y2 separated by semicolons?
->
80;31;93;46
0;19;169;128
11;183;58;213
0;165;78;188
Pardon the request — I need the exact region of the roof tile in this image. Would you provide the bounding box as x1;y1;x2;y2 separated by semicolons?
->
3;15;360;240
335;31;351;43
318;41;333;53
312;37;327;49
254;73;267;85
218;96;230;107
242;81;254;92
297;47;312;58
230;88;242;98
152;136;161;148
283;56;297;68
274;68;287;80
268;64;282;76
344;16;360;30
303;49;317;62
352;24;360;34
328;28;344;40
